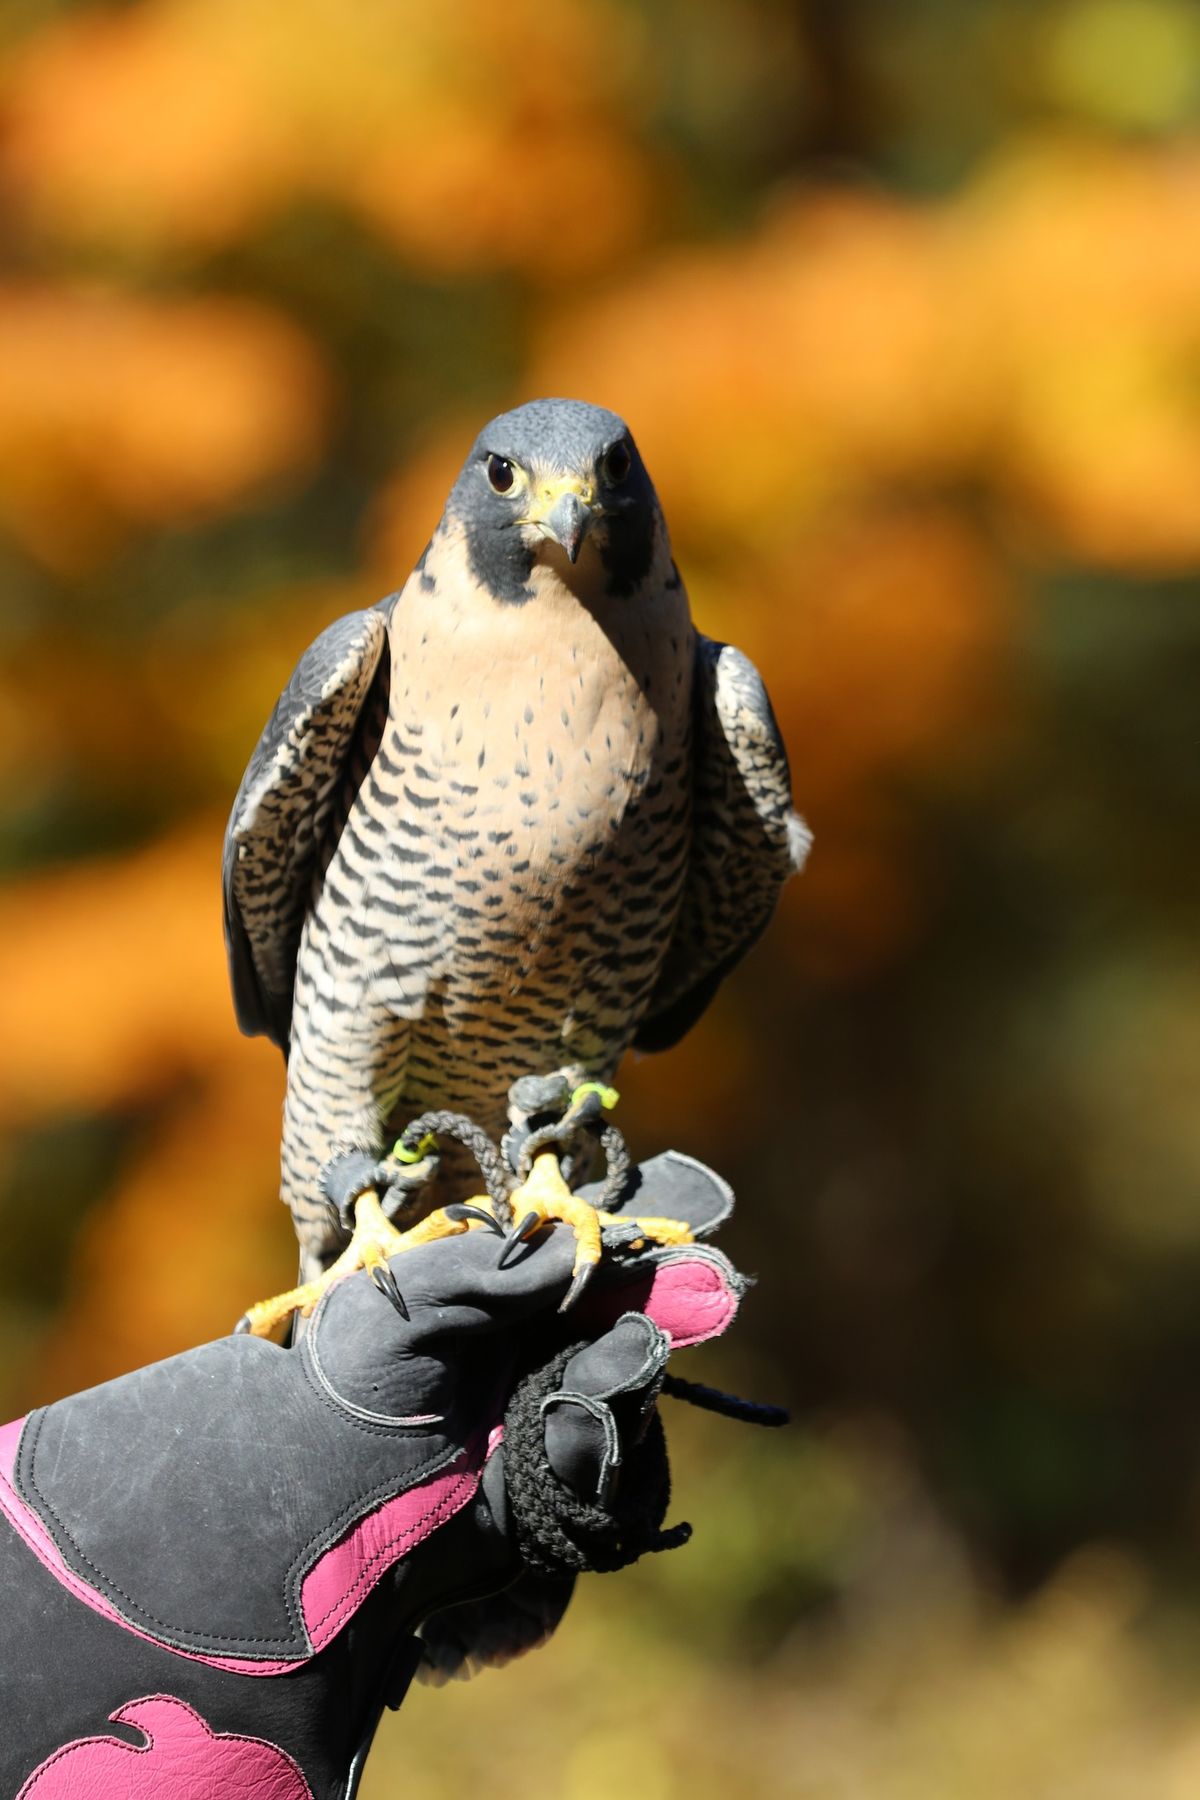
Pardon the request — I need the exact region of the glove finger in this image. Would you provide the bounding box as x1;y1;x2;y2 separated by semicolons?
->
577;1149;734;1240
309;1225;580;1415
393;1221;579;1339
543;1313;669;1506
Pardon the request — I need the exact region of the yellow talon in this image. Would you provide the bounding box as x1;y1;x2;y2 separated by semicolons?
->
236;1188;482;1341
503;1152;694;1309
238;1146;697;1338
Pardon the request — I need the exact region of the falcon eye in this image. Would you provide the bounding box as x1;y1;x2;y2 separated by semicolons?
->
486;454;516;494
602;441;632;485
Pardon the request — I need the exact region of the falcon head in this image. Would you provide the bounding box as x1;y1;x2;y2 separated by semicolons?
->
446;397;662;604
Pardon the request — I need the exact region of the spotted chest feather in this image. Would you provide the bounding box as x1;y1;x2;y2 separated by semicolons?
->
290;527;694;1147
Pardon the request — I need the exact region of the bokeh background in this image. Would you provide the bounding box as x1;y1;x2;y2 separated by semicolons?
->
1;0;1198;1792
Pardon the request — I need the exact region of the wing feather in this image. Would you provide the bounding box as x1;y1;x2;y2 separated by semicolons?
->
635;635;809;1052
222;607;390;1048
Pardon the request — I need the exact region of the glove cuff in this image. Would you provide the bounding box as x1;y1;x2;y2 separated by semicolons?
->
0;1342;497;1671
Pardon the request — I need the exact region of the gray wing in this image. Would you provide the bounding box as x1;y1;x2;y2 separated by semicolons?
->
222;607;390;1050
635;634;810;1053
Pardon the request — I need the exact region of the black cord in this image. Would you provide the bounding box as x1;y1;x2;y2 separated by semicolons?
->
502;1352;789;1580
661;1374;790;1427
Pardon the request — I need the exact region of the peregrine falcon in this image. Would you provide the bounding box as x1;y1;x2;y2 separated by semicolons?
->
224;398;808;1326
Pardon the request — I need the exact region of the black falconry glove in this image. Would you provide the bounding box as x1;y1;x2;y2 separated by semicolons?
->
0;1157;758;1800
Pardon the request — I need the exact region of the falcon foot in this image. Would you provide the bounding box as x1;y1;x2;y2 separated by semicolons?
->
235;1191;489;1342
236;1092;698;1338
497;1150;693;1311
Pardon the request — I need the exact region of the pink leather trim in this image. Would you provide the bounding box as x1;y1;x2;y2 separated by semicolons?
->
578;1250;741;1348
643;1253;740;1347
0;1416;306;1676
0;1414;501;1674
0;1415;26;1479
16;1693;313;1798
300;1434;490;1649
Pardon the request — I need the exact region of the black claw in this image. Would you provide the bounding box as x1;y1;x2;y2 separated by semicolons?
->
443;1203;506;1237
370;1263;410;1321
497;1211;542;1268
558;1261;597;1312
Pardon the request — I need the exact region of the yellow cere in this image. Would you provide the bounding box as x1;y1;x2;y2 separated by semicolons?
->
521;470;597;525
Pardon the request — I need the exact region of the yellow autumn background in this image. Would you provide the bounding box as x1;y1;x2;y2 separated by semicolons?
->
2;0;1200;1792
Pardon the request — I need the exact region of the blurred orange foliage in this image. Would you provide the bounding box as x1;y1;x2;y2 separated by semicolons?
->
1;0;1194;1405
0;826;288;1393
0;825;241;1125
0;287;329;569
534;144;1200;571
2;1;1200;1784
1;0;652;272
33;1058;288;1401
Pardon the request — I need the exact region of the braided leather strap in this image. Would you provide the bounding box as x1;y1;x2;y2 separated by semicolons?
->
501;1343;692;1580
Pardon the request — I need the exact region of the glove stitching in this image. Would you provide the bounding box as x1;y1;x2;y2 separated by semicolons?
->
303;1452;484;1636
15;1404;465;1653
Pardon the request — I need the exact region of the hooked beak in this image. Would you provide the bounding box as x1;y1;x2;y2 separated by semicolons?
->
522;475;597;564
544;491;591;563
